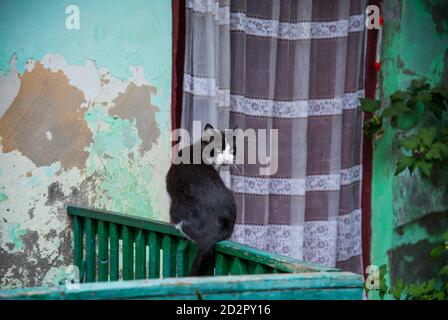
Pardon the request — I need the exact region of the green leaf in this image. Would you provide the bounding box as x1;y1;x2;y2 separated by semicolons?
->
379;264;388;276
360;98;381;113
374;128;385;140
416;160;432;177
434;292;445;300
427;279;436;291
195;290;204;300
410;78;430;92
432;142;448;158
390;91;407;102
391;279;406;300
401;136;420;150
382;101;411;118
425;148;442;161
408;161;417;175
363;115;383;138
395;156;414;176
430;244;445;260
439;265;448;275
415;91;432;102
382;107;398;118
379;280;388;300
376;264;390;300
406;97;418;111
442;232;448;242
419;127;437;147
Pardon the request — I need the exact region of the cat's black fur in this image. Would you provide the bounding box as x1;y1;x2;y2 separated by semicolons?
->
166;124;237;276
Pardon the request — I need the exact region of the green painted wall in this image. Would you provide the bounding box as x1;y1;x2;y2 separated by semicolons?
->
0;0;172;288
371;0;448;298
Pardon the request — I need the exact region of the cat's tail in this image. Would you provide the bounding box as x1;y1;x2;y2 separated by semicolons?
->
189;242;215;277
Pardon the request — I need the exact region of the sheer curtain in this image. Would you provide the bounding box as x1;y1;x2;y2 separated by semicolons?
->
182;0;366;273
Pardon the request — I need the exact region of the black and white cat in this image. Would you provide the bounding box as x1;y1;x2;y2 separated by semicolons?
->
166;123;237;276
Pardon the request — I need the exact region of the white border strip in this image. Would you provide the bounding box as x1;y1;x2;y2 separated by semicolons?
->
231;176;306;196
184;74;216;96
340;165;362;186
230;12;365;40
187;0;230;25
230;209;362;264
185;74;364;117
231;165;362;195
231;91;364;118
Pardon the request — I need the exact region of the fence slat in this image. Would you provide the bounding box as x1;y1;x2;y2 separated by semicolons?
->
215;253;229;276
122;226;134;280
85;218;96;282
253;263;267;274
187;243;197;275
230;257;247;275
98;221;109;281
135;229;146;279
148;232;160;279
162;235;176;278
73;216;83;281
176;240;190;277
109;223;119;281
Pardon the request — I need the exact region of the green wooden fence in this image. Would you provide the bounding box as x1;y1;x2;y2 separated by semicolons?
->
0;206;364;300
68;206;340;282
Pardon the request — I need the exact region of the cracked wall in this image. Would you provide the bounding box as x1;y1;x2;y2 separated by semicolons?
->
0;0;172;288
371;0;448;298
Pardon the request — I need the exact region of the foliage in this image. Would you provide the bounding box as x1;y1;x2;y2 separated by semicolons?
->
195;289;204;300
365;232;448;300
361;78;448;179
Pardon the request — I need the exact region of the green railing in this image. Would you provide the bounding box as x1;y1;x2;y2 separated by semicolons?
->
0;206;364;300
68;206;337;282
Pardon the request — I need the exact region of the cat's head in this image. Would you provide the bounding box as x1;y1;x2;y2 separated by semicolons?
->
201;123;236;167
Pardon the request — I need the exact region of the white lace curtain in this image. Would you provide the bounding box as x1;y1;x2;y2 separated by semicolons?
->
181;0;366;273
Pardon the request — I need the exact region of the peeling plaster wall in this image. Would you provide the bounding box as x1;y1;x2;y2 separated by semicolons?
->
0;0;172;288
371;0;448;298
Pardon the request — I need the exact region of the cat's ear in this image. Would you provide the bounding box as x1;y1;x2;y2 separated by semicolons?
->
233;125;239;131
204;123;214;131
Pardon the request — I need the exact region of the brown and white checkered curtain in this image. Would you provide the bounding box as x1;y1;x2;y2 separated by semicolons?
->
182;0;366;273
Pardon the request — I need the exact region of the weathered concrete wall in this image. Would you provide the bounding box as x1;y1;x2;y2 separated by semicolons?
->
371;0;448;297
0;0;172;288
